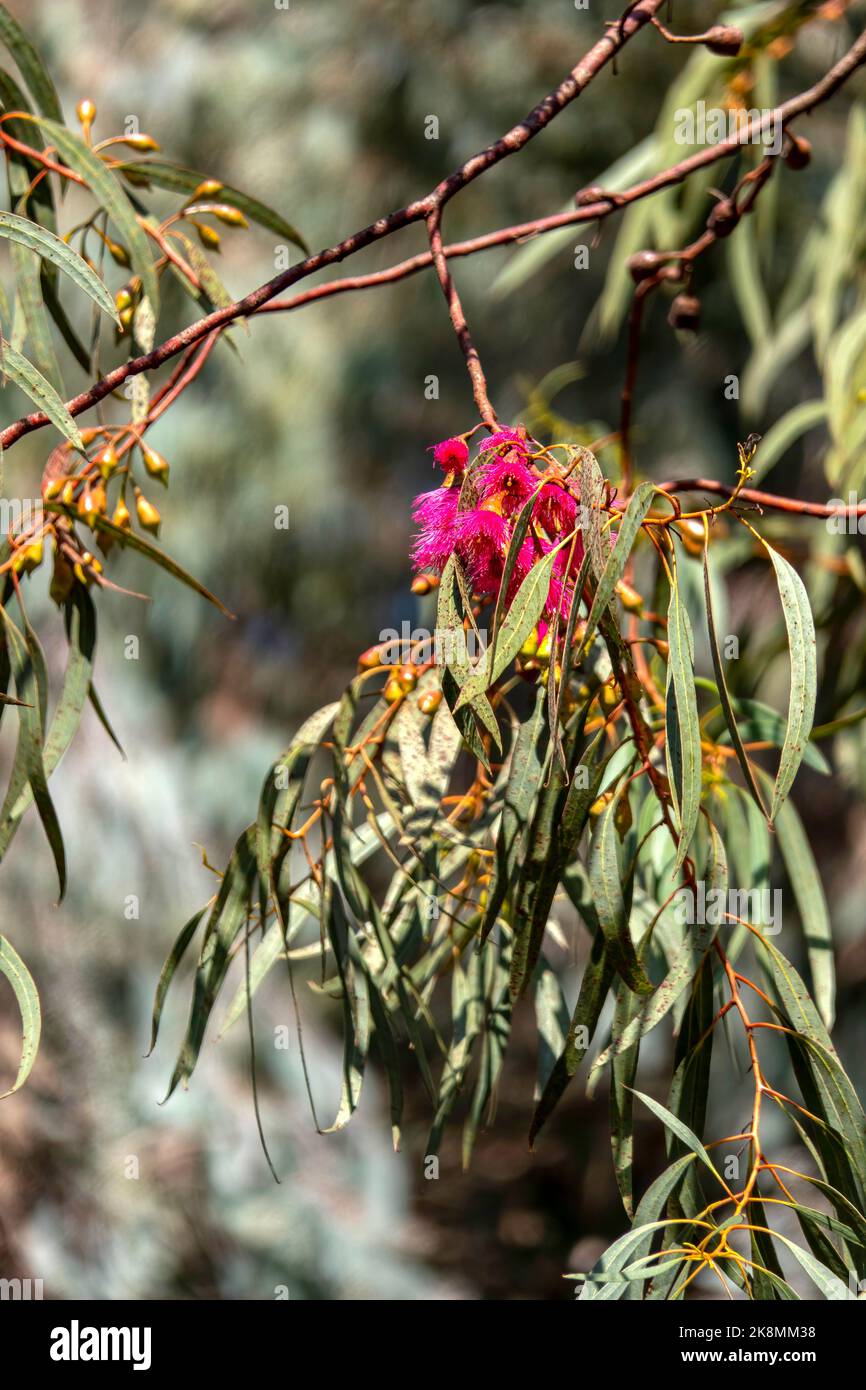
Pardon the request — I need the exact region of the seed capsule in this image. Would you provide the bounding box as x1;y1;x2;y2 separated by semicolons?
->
668;293;701;331
703;24;743;56
707;199;740;237
627;250;666;282
784;134;811;170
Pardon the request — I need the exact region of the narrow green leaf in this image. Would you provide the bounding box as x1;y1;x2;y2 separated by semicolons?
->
0;210;119;323
588;786;654;996
1;340;82;448
116;158;308;253
581;481;654;653
0;4;63;121
762;542;817;821
666;570;702;868
0;933;41;1097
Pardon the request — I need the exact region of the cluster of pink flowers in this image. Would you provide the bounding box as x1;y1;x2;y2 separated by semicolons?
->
411;428;583;616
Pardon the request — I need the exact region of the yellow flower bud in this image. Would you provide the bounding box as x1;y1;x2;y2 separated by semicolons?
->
616;580;643;613
140;442;169;485
112;497;132;530
211;204;248;228
43;477;64;501
135;491;161;535
194;221;221;251
357;644;384;671
96;443;118;479
61;480;76;506
107;239;130;267
76;98;96;130
120;134;160;152
384;677;404;704
418;689;442;715
396;663;417;692
115;288;133;314
192;179;223;199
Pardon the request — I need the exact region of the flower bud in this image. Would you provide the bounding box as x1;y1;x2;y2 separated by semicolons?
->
677;517;706;556
192;179;223;199
140;441;169;485
210;204;248;228
107;239;130;267
96;442;118;479
112;496;132;530
616;579;644;613
418;689;442;715
120;134;160;152
411;573;438;596
614;790;633;839
384;677;404;704
12;537;44;574
115;287;134;314
76;98;96;131
589;790;614;821
195;221;221;251
135;489;161;535
397;663;417;692
357;645;384;671
43;477;65;502
61;480;76;507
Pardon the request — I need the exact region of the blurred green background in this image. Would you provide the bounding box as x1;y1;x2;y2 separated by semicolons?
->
1;0;865;1300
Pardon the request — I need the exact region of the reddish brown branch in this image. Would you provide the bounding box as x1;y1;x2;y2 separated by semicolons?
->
656;478;866;519
2;8;865;454
0;1;665;450
426;211;498;427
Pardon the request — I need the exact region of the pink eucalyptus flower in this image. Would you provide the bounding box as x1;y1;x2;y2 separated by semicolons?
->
431;436;469;474
411;484;460;572
476;455;537;517
534;482;578;537
455;507;509;594
477;427;529;458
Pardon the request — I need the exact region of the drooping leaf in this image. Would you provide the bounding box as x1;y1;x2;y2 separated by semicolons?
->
0;933;41;1097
